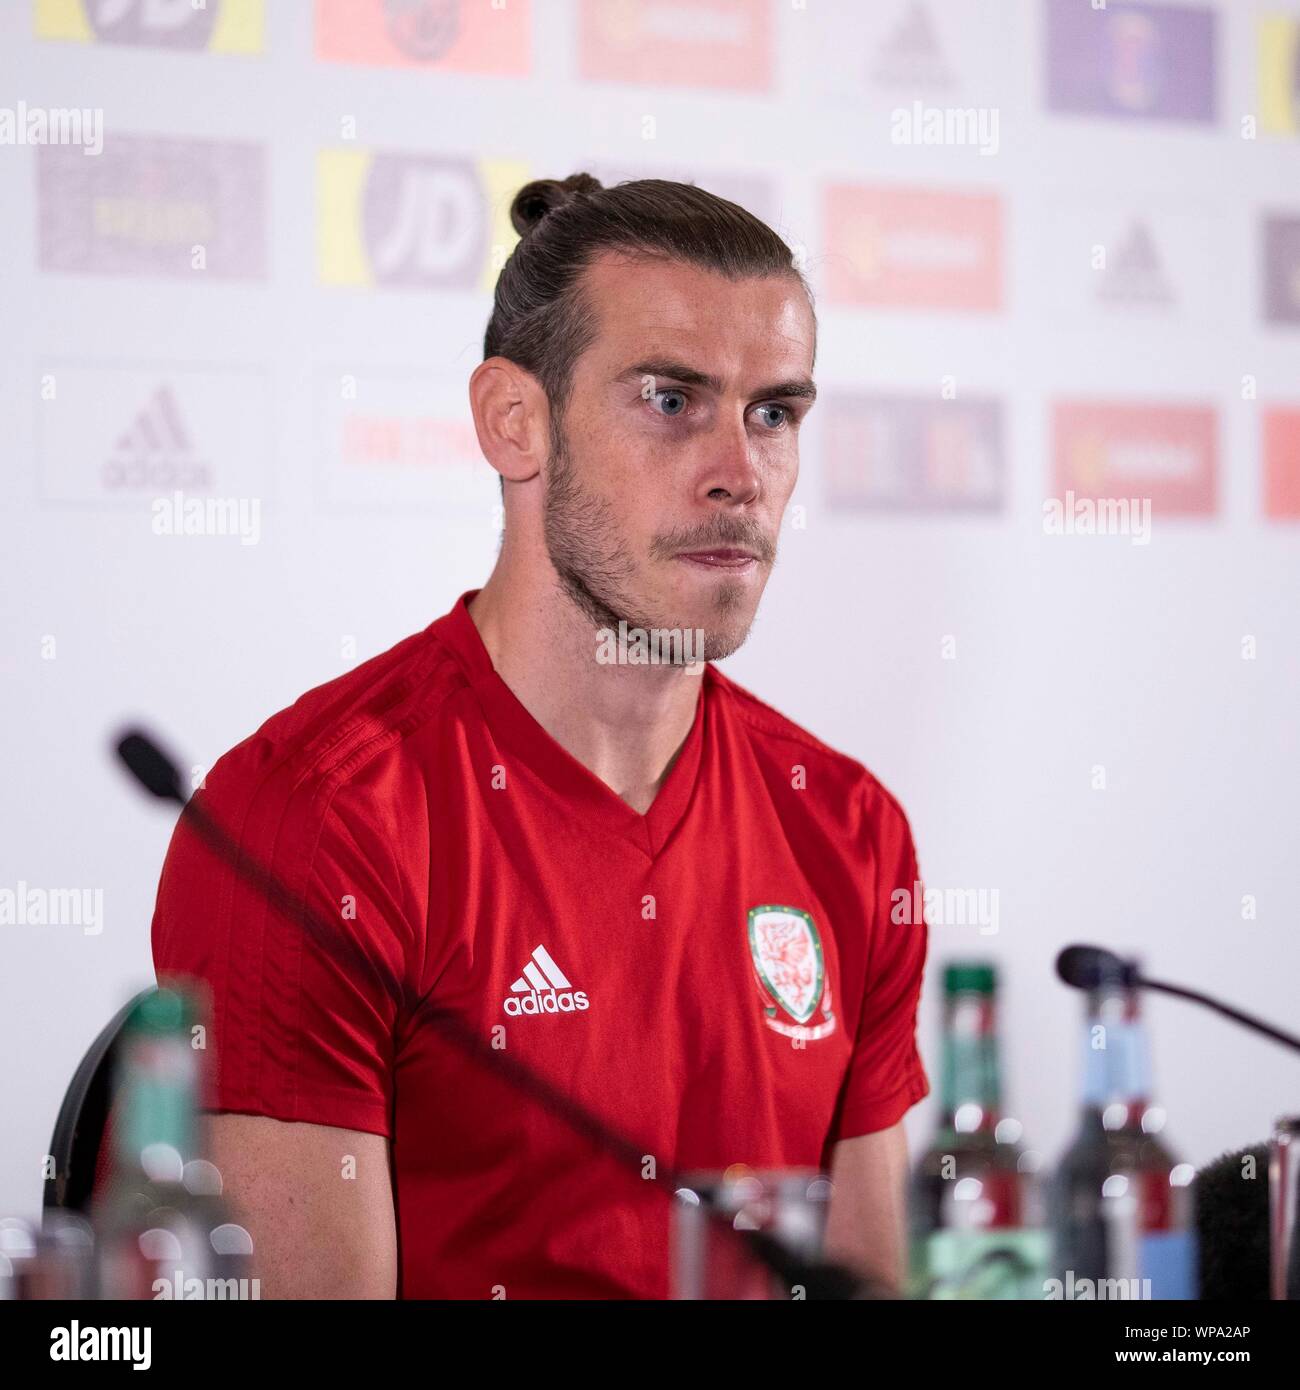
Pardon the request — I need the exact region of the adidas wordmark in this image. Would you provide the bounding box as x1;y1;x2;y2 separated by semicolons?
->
504;944;589;1016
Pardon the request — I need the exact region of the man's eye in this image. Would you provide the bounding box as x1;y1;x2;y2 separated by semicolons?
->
754;404;791;430
650;389;688;417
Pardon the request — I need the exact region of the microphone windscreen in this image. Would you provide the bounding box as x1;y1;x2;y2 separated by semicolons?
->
1056;943;1132;990
116;730;183;802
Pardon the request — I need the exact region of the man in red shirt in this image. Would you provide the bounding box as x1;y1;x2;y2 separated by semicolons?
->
152;174;930;1299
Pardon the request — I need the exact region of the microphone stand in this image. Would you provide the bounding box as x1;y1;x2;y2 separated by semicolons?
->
1137;975;1300;1056
1056;944;1300;1056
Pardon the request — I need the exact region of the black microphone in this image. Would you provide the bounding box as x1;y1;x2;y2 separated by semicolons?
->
114;726;882;1300
1055;943;1300;1055
1055;944;1138;992
117;731;183;802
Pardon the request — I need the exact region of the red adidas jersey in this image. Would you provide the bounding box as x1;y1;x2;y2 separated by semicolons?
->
151;589;930;1298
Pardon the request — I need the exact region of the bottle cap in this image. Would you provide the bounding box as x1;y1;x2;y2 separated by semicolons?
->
943;961;997;995
124;987;195;1036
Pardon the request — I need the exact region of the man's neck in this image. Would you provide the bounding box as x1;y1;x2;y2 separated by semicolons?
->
467;564;702;816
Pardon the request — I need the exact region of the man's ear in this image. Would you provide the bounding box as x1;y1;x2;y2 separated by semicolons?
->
469;357;548;487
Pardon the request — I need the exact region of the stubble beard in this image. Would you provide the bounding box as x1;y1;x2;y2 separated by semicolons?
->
541;416;766;664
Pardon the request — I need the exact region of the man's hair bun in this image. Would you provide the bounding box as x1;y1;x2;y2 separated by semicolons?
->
509;173;604;237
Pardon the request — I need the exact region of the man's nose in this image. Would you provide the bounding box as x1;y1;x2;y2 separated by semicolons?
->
700;416;762;505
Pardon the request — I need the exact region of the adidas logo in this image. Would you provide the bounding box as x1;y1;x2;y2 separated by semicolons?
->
1097;220;1175;308
872;2;954;90
115;385;191;456
503;944;589;1016
104;384;211;491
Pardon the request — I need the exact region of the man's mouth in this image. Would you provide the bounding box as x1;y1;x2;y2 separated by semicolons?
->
674;548;760;570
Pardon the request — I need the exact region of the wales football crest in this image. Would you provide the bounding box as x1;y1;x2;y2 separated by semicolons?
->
747;904;837;1041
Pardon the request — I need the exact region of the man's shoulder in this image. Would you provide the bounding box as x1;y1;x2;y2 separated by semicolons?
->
706;664;912;835
201;620;469;823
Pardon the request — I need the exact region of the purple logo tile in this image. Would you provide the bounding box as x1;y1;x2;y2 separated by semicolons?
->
1263;215;1300;326
85;0;219;49
361;153;486;289
38;133;267;280
824;393;1004;512
1045;0;1216;124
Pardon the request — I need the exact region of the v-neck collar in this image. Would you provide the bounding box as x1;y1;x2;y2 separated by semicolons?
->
430;590;709;861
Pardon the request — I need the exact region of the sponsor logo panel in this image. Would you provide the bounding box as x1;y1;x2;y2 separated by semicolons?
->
317;149;525;290
578;0;772;92
38;133;267;280
313;366;493;513
37;361;268;505
870;1;958;91
35;0;264;51
1040;199;1223;327
1258;14;1300;134
1262;214;1300;325
1263;407;1300;519
1044;0;1217;124
582;160;779;233
805;0;1006;113
315;0;530;72
824;184;1001;312
824;392;1004;513
1052;402;1217;516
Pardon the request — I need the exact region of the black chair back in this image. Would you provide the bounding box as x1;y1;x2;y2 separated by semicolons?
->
43;988;155;1213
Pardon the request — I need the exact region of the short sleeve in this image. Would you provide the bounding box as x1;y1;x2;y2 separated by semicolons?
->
150;741;415;1139
828;788;931;1141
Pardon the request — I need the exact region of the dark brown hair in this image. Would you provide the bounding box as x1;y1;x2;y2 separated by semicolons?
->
483;173;814;458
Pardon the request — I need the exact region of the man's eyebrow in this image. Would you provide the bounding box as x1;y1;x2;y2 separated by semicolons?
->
615;360;818;404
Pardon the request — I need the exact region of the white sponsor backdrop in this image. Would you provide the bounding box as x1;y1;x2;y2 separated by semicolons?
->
2;0;1299;1236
